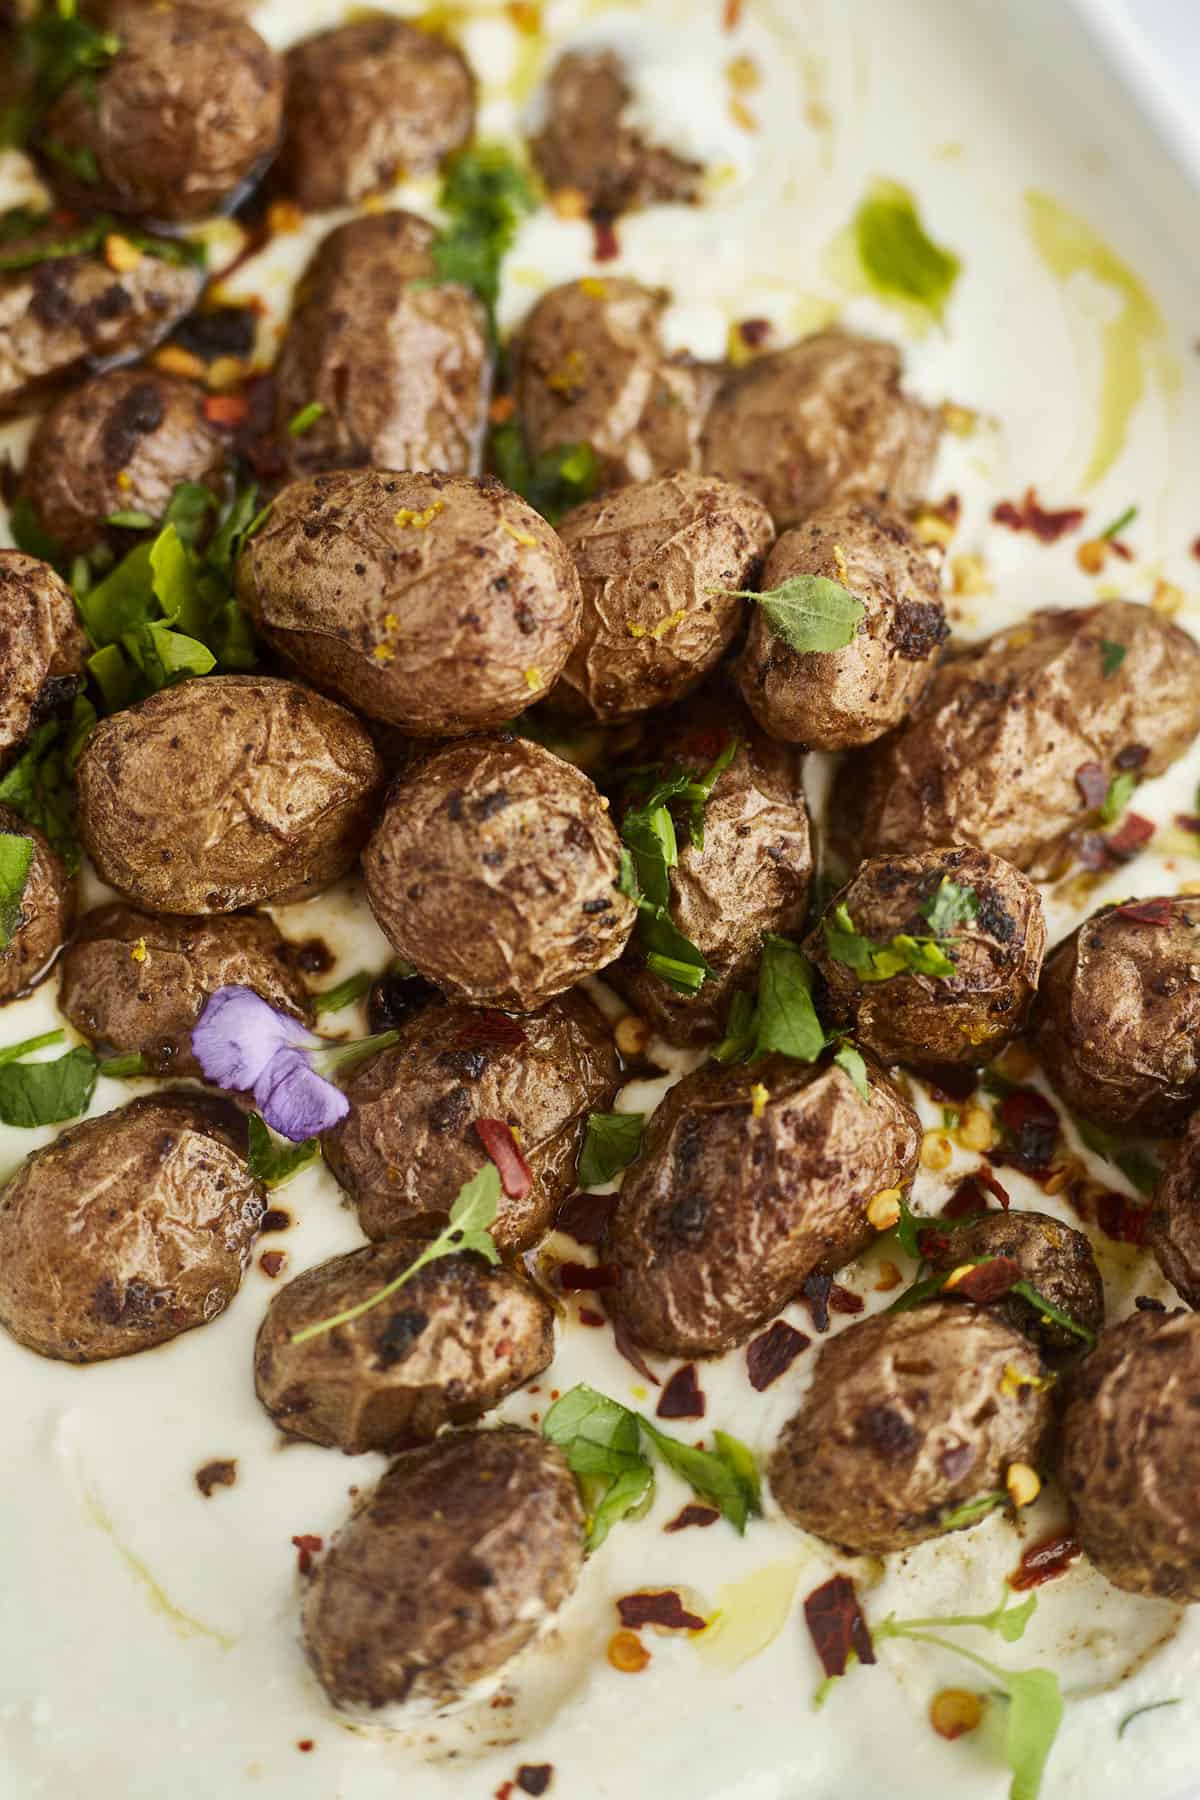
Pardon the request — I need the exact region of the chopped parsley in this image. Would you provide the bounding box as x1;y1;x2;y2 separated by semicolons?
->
0;693;95;872
0;206;206;274
3;0;119;151
1099;638;1127;678
852;178;961;321
246;1113;321;1189
821;878;979;983
490;421;600;523
430;144;537;340
1099;505;1138;541
717;574;865;654
0;1036;98;1127
577;1110;644;1188
1100;771;1136;826
287;401;326;438
0;834;35;952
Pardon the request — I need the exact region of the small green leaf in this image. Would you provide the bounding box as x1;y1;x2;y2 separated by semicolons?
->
106;509;155;531
0;1029;64;1067
1010;1278;1095;1346
853;177;961;320
490;421;600;522
150;523;207;638
0;1043;98;1127
721;576;865;654
310;971;373;1017
938;1490;1008;1532
641;1419;762;1534
163;482;219;547
430;144;537;339
577;1111;644;1188
833;1039;869;1101
1101;771;1136;825
97;1051;146;1078
246;1112;320;1188
712;988;758;1064
1099;638;1127;678
1099;506;1138;541
821;902;958;983
287;401;326;437
920;877;979;936
0;833;34;950
0;697;93;872
41;138;99;183
1003;1667;1064;1800
755;934;826;1061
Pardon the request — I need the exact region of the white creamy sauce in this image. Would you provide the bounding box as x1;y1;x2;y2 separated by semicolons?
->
3;1;1200;1796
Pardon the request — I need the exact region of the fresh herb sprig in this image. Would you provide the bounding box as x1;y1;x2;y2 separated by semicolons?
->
0;692;95;871
430;144;536;341
888;1253;1095;1345
717;574;865;655
577;1110;644;1188
712;934;869;1098
0;835;35;951
0;1026;145;1129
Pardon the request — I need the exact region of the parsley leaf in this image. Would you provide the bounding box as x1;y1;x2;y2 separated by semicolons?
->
490;420;600;523
641;1419;762;1533
0;1041;98;1127
246;1113;321;1189
1101;771;1136;825
755;933;826;1060
719;575;865;654
920;877;980;936
0;694;95;872
1099;638;1127;678
937;1491;1008;1532
16;0;119;117
822;901;958;982
0;834;34;951
287;401;325;438
577;1111;644;1188
430;144;537;339
832;1038;870;1100
853;178;961;320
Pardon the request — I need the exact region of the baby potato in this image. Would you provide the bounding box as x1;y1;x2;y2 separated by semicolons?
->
0;552;88;765
0;806;75;1004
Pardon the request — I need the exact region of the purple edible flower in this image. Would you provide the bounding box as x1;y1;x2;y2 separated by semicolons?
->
192;986;349;1141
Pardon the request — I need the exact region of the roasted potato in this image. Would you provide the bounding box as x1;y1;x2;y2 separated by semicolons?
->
41;2;284;221
0;1093;263;1362
0;552;87;765
513;277;714;490
1032;896;1200;1136
59;902;312;1076
279;16;475;210
254;1243;554;1454
701;331;941;530
324;989;620;1251
76;674;385;914
922;1209;1104;1352
605;1052;920;1356
845;601;1200;876
552;472;774;722
769;1307;1052;1554
806;846;1046;1069
363;736;636;1011
1151;1113;1200;1308
236;471;580;734
302;1427;584;1713
272;214;490;483
21;368;225;556
531;48;703;214
1060;1309;1200;1599
733;500;947;748
0;805;75;1003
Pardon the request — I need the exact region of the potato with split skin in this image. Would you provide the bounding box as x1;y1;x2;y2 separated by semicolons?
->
531;48;704;215
236;471;580;735
605;1052;920;1356
0;1092;264;1363
806;846;1046;1070
254;1243;554;1454
551;472;774;722
733;500;947;748
363;736;636;1011
1032;896;1200;1136
59;902;312;1076
701;330;942;530
41;1;284;221
1151;1113;1200;1308
272;214;491;483
324;989;620;1251
279;16;475;210
0;806;75;1004
921;1209;1105;1353
302;1427;584;1714
0;552;88;766
769;1306;1053;1554
76;674;385;914
21;368;226;557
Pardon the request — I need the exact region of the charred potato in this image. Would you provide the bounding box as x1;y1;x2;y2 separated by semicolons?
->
733;500;947;748
769;1307;1052;1554
806;847;1046;1069
21;368;225;556
302;1428;584;1713
531;48;703;214
1032;896;1200;1136
59;902;312;1076
0;806;75;1003
255;1243;554;1453
1151;1113;1200;1308
553;472;774;722
1060;1309;1200;1600
0;1093;263;1362
324;990;619;1251
0;552;87;765
41;2;284;221
279;16;475;210
236;472;580;734
845;601;1200;876
76;675;385;914
701;331;941;530
922;1209;1104;1352
272;214;490;482
605;1053;920;1355
363;736;636;1010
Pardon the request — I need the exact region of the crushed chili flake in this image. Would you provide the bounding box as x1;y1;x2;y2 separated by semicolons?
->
746;1319;810;1390
940;1180;990;1222
665;1503;720;1532
1175;814;1200;835
259;1250;286;1278
555;1261;619;1292
291;1534;323;1575
495;1784;516;1800
555;1189;618;1245
617;1591;706;1632
1009;1532;1081;1591
577;1307;606;1327
657;1363;706;1419
476;1118;533;1200
195;1458;237;1497
992;1088;1060;1176
297;1739;315;1753
607;1629;650;1672
829;1284;865;1316
802;1574;876;1680
592;214;620;262
1192;536;1200;561
722;0;744;28
949;1256;1022;1304
516;1765;554;1796
203;391;249;428
975;1165;1012;1208
1077;831;1113;872
1114;897;1173;926
260;1208;291;1234
456;1010;526;1048
1094;1190;1149;1245
1105;812;1155;860
738;316;771;348
1074;761;1108;811
992;487;1086;542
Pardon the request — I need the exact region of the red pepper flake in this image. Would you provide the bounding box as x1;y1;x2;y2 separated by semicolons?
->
617;1591;706;1632
1009;1532;1082;1591
746;1319;810;1390
656;1363;706;1419
992;487;1086;543
495;1785;516;1800
829;1283;864;1316
195;1458;237;1497
555;1260;619;1291
516;1766;554;1796
555;1189;618;1245
949;1255;1022;1304
1192;536;1200;561
977;1165;1011;1208
297;1739;315;1753
1105;812;1155;860
476;1118;533;1201
260;1208;291;1234
738;316;771;348
1074;761;1108;811
993;1088;1060;1176
1175;815;1200;835
1115;897;1174;926
1115;742;1150;771
259;1250;286;1278
802;1574;876;1680
52;207;79;227
592;213;620;262
577;1307;605;1327
291;1534;323;1575
722;0;744;28
1094;1190;1149;1245
664;1503;720;1532
203;391;249;427
456;1010;526;1048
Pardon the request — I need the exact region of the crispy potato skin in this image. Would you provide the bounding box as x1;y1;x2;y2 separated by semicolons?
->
0;1093;263;1362
273;215;491;482
59;901;312;1075
21;369;224;556
0;805;75;1004
770;1307;1051;1554
76;675;385;914
1151;1114;1200;1308
923;1210;1104;1352
0;232;203;417
43;2;284;221
1060;1309;1200;1599
606;1054;920;1356
607;693;811;1045
807;847;1045;1069
700;332;941;530
237;471;580;734
553;473;774;722
279;17;475;210
733;501;947;748
324;991;619;1251
1032;897;1200;1136
531;48;702;214
363;736;636;1010
302;1428;584;1713
514;278;714;490
846;601;1200;876
254;1244;554;1454
0;552;88;764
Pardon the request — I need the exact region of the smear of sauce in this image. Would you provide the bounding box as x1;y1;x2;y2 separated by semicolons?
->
82;1482;234;1649
694;1557;807;1670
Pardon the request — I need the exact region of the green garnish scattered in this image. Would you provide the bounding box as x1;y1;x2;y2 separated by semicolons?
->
430;144;537;339
713;937;873;1094
832;1038;869;1100
577;1110;644;1188
717;575;865;655
1073;1116;1159;1195
310;971;372;1018
1099;639;1127;678
1116;1698;1180;1739
0;693;95;872
0;207;206;275
41;138;98;184
821;878;979;983
937;1491;1008;1533
246;1113;321;1189
1099;505;1138;541
888;1254;1095;1345
20;0;119;110
490;421;600;523
0;1039;98;1128
0;835;35;952
1100;771;1136;826
97;1052;146;1078
853;178;961;321
287;402;326;438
